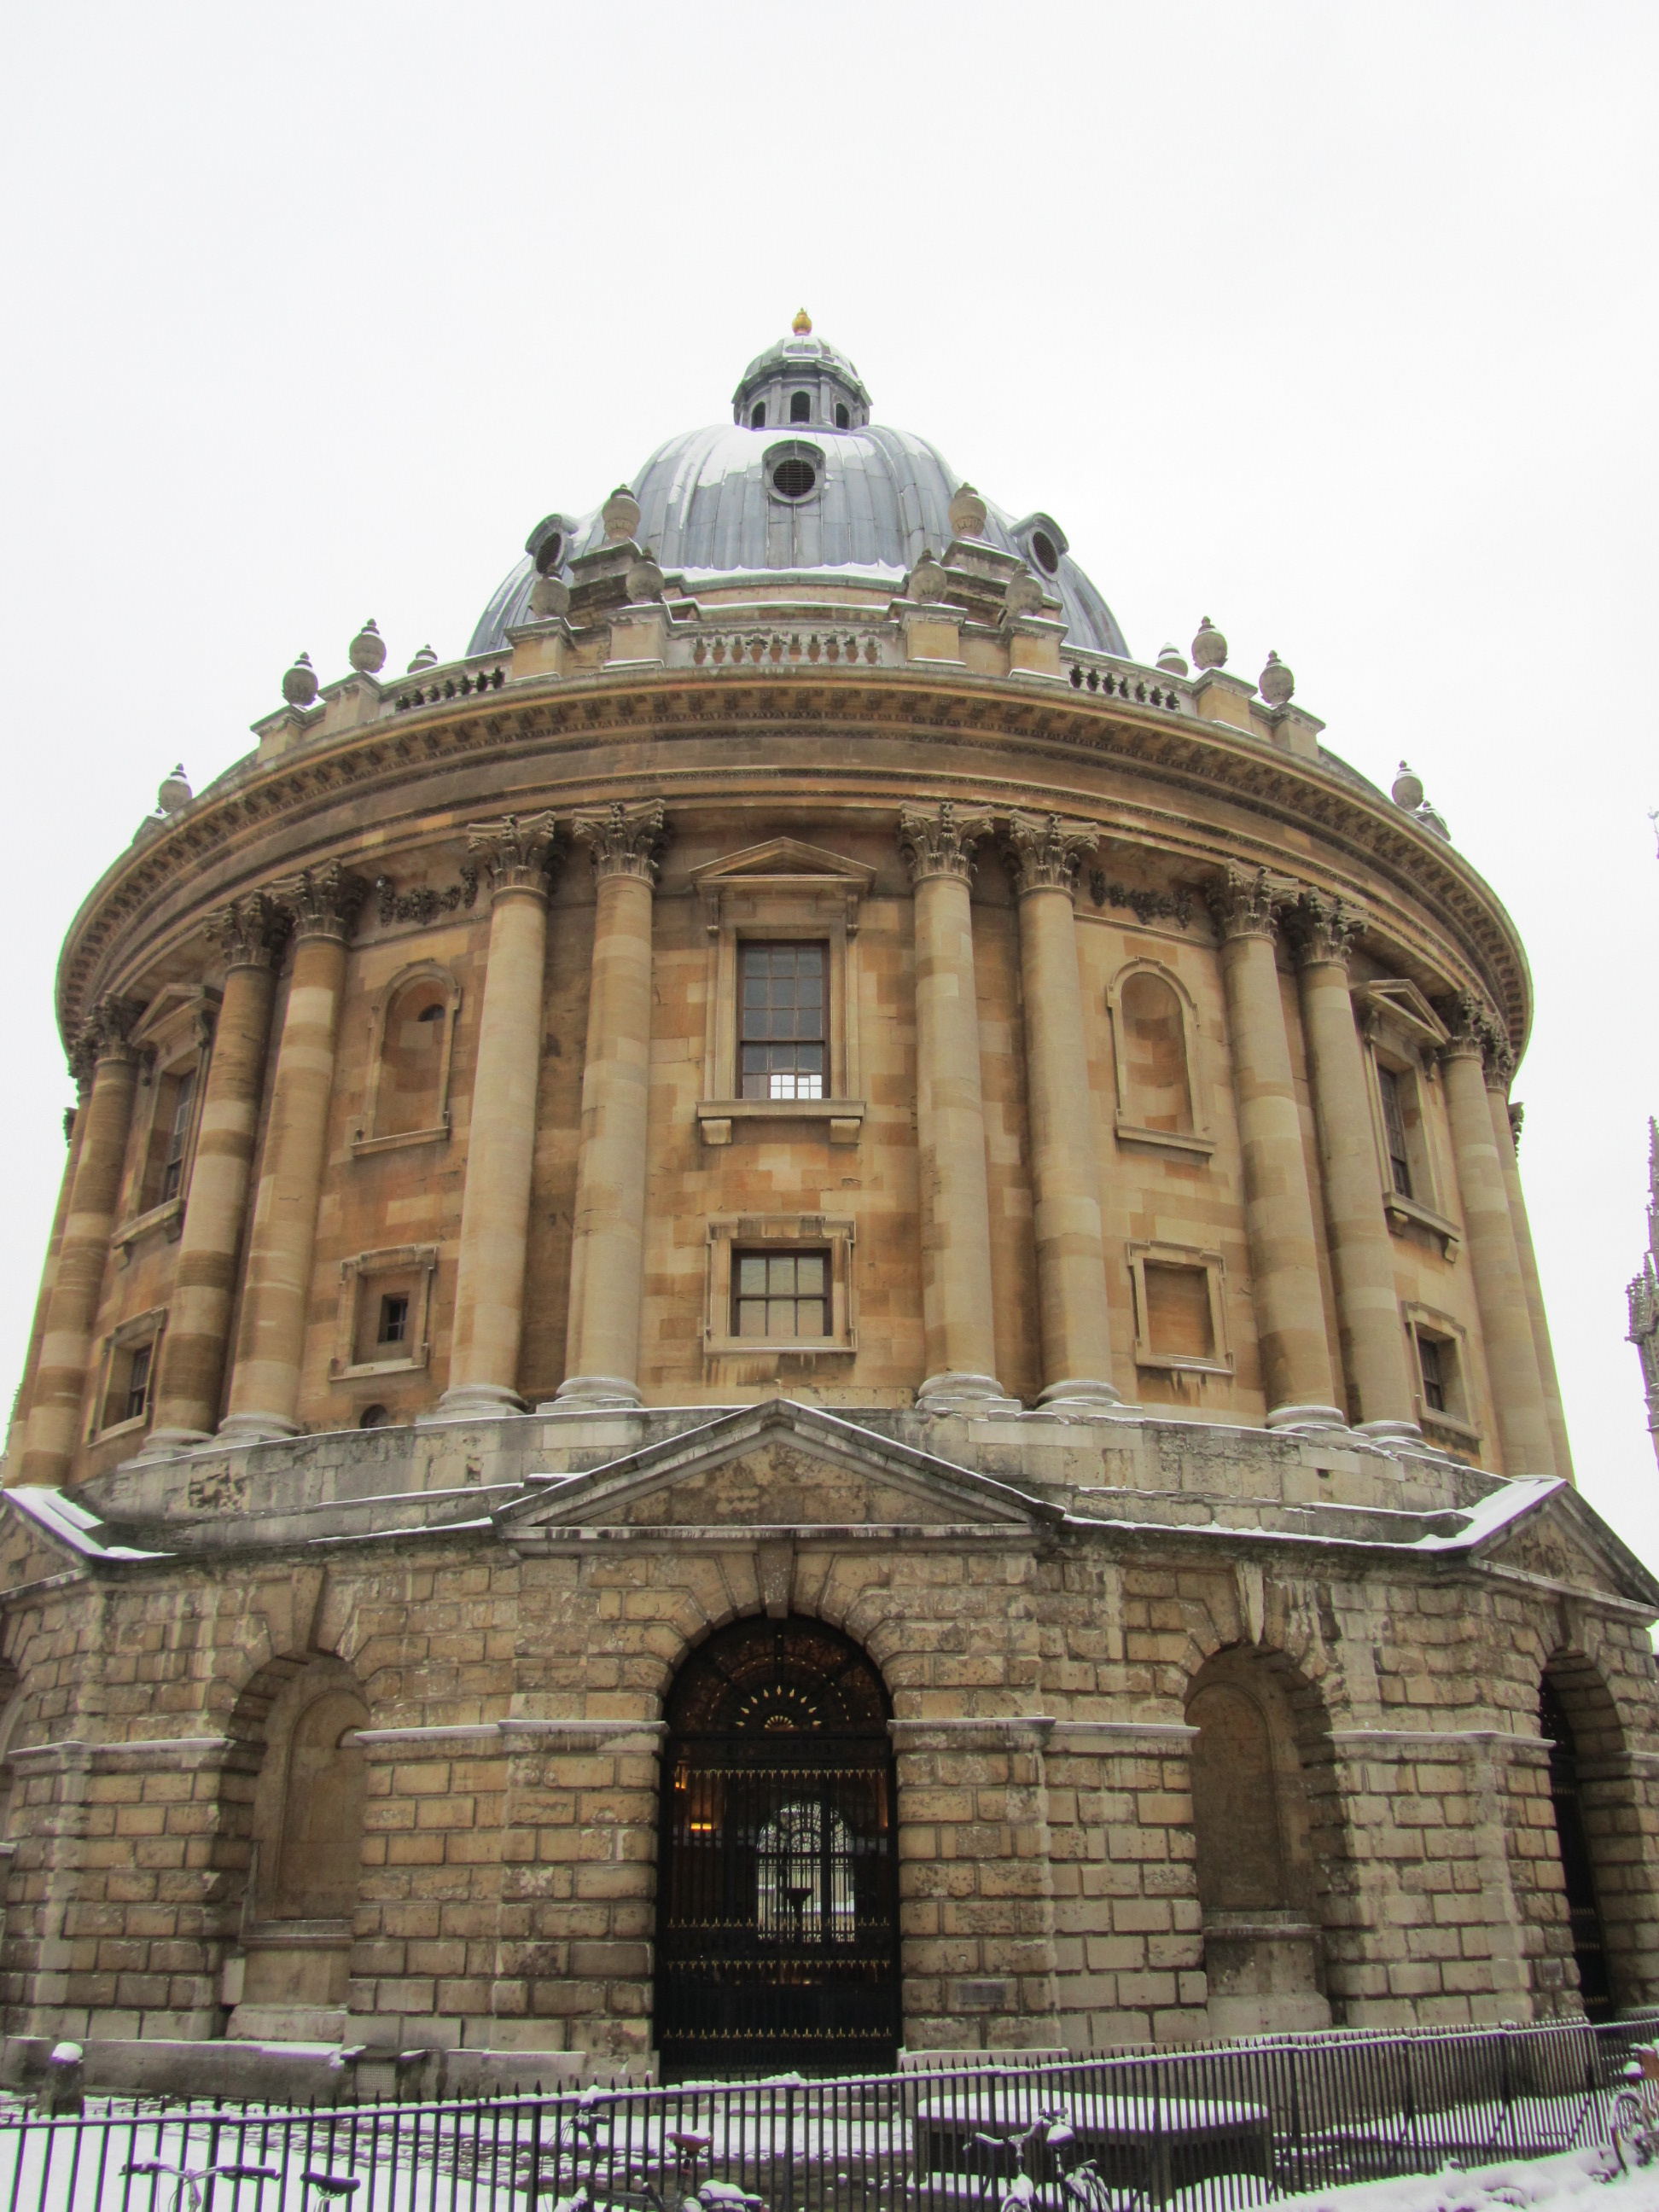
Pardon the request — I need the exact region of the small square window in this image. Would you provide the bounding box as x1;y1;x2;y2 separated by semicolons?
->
740;943;826;1101
378;1294;410;1347
733;1249;829;1341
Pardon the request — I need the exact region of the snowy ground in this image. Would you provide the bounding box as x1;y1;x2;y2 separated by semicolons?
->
1259;2146;1659;2212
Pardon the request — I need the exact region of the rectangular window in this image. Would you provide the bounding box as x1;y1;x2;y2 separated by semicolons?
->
125;1342;153;1425
733;1250;829;1341
1378;1066;1413;1199
378;1293;410;1347
1417;1331;1447;1413
1144;1262;1215;1361
740;943;825;1101
160;1071;196;1202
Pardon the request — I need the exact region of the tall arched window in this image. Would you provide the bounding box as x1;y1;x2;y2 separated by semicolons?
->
790;390;811;423
1108;962;1209;1153
354;963;460;1155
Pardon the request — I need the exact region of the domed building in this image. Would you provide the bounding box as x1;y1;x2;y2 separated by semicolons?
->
1;318;1656;2088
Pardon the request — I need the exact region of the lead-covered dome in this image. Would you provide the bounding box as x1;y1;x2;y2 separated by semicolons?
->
469;321;1129;659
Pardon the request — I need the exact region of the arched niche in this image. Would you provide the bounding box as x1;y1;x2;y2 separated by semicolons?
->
1186;1646;1334;2034
1107;960;1211;1155
225;1653;370;2040
352;961;460;1155
1540;1650;1652;2017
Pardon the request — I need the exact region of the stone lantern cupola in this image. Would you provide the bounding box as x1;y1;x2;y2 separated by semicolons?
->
731;310;872;433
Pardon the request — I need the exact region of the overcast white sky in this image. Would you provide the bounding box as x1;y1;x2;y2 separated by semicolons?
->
2;3;1655;1568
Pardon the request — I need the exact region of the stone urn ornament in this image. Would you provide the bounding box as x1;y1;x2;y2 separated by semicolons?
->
1191;617;1227;671
1156;643;1190;676
1004;572;1045;620
947;483;987;540
1391;761;1425;810
907;550;948;602
156;763;192;814
349;619;387;676
282;652;318;707
626;556;666;603
530;574;571;621
1259;650;1295;707
406;644;438;672
602;486;642;544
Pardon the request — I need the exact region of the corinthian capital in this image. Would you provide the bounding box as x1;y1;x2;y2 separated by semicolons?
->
70;995;144;1085
1002;811;1098;898
273;862;369;943
206;892;291;971
898;800;995;886
1437;988;1500;1069
571;800;667;885
467;811;562;896
1204;866;1287;944
1286;889;1365;970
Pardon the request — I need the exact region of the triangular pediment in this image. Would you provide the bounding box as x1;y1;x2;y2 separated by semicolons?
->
1356;979;1449;1048
689;840;875;892
496;1400;1057;1538
1475;1481;1659;1610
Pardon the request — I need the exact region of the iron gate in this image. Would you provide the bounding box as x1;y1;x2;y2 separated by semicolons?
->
655;1617;900;2078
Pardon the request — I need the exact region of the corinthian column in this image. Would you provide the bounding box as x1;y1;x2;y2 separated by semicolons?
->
6;1101;88;1464
1440;999;1554;1475
221;864;366;1442
439;813;561;1418
1207;870;1343;1429
556;802;666;1412
898;803;1018;1416
143;896;288;1452
1288;894;1418;1439
1487;1077;1573;1481
19;1000;144;1485
1004;811;1121;1412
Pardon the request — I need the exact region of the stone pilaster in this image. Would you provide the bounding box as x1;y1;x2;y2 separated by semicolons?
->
555;803;667;1412
1484;1052;1574;1482
221;865;367;1442
1439;997;1553;1476
439;814;562;1418
1288;893;1418;1439
1003;812;1122;1412
19;1000;144;1485
6;1098;87;1466
898;803;1017;1416
144;896;288;1452
1207;870;1343;1429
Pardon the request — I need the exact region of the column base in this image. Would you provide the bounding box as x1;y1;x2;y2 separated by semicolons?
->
915;1373;1022;1418
1035;1377;1129;1420
1264;1402;1348;1432
130;1426;214;1463
428;1383;527;1422
547;1375;643;1413
1354;1417;1423;1444
215;1412;300;1445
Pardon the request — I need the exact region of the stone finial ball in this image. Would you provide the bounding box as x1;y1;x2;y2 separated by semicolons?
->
1191;617;1227;671
602;486;642;544
530;574;571;621
948;483;987;540
1392;761;1425;811
156;763;192;814
1259;650;1295;707
1156;643;1190;677
406;644;438;672
282;652;318;707
1004;573;1045;620
349;620;387;676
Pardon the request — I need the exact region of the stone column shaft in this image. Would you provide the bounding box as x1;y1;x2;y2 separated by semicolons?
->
6;1099;87;1464
440;814;559;1417
1489;1089;1573;1483
222;867;365;1441
556;804;665;1412
1005;813;1121;1412
146;899;285;1451
19;1002;144;1484
1291;898;1418;1438
1209;872;1342;1429
899;805;1016;1415
1440;1009;1553;1473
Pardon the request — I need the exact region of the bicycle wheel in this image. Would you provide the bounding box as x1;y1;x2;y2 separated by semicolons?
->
1611;2090;1648;2171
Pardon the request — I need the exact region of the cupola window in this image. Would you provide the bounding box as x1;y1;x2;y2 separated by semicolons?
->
1031;530;1060;575
751;403;766;428
790;391;811;423
765;444;823;503
835;404;850;429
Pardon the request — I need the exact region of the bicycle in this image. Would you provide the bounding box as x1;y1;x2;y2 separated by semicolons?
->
1611;2045;1659;2173
969;2109;1115;2210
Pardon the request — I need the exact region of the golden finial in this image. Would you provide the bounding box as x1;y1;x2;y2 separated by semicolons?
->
792;307;812;335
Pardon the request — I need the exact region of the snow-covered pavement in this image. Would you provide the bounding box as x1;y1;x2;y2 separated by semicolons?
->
1260;2146;1659;2212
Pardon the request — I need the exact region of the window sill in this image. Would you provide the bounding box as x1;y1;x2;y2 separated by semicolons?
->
114;1196;184;1261
704;1334;859;1359
91;1412;150;1446
1419;1406;1482;1451
1132;1352;1234;1377
696;1098;864;1146
1385;1193;1460;1260
351;1121;451;1158
329;1348;430;1382
1115;1119;1215;1158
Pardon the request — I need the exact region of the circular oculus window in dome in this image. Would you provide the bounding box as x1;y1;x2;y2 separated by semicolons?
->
765;441;823;504
1030;529;1061;576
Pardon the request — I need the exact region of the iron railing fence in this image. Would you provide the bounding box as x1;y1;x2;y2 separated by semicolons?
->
1;2017;1653;2212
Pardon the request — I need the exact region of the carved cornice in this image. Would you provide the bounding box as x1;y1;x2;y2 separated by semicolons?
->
571;800;667;885
69;995;144;1085
897;800;995;886
205;892;291;972
1287;888;1365;970
465;812;562;898
1002;810;1097;898
271;863;368;944
1205;866;1283;945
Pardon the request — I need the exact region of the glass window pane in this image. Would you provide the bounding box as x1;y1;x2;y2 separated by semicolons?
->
766;1301;795;1339
737;1256;768;1295
795;1254;825;1294
736;1300;766;1338
767;1255;795;1294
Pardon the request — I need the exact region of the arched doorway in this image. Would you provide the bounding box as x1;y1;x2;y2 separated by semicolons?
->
656;1615;899;2078
1540;1672;1612;2017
